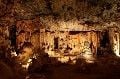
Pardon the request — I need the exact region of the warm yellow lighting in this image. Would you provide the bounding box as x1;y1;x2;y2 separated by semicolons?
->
112;33;120;57
22;58;32;69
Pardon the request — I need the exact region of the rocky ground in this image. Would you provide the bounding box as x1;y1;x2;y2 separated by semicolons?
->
45;56;120;79
1;54;120;79
28;53;120;79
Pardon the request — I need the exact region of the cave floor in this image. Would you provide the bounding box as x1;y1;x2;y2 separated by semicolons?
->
28;55;120;79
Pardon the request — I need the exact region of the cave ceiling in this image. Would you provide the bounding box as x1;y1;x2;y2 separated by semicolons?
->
0;0;120;29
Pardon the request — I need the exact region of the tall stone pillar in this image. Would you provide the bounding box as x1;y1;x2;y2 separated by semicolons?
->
109;27;120;57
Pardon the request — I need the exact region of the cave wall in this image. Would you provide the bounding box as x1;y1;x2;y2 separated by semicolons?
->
0;0;120;59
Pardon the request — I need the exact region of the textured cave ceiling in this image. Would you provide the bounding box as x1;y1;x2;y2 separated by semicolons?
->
0;0;120;29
